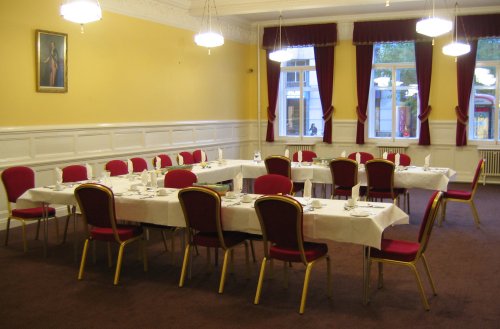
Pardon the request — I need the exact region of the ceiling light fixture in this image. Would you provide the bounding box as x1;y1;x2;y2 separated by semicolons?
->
442;2;471;58
194;0;224;54
416;0;452;38
269;14;292;63
60;0;102;33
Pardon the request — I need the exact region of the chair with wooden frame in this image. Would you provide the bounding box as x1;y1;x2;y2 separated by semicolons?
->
105;160;128;176
366;191;443;310
61;164;88;244
292;150;317;163
177;151;195;165
348;152;374;164
192;149;208;163
264;156;300;194
365;159;406;209
386;153;412;212
75;183;147;285
439;158;484;228
1;166;57;253
152;154;172;169
130;157;148;173
254;195;331;314
178;186;249;293
329;158;365;200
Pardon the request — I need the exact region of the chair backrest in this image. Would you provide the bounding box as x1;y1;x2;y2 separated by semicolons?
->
105;160;128;176
254;174;293;195
386;153;411;166
365;159;395;194
74;183;118;234
1;166;35;203
470;158;485;193
152;154;172;169
164;169;198;188
348;152;374;164
62;165;88;183
178;186;223;239
265;156;291;178
131;157;148;173
292;150;317;162
192;149;208;163
177;152;194;165
330;158;358;190
254;195;307;263
417;191;443;257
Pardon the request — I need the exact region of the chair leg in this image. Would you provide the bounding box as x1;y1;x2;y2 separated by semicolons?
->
377;262;384;289
4;217;11;247
470;200;481;228
35;218;41;240
326;256;332;299
364;257;373;305
409;263;430;311
160;229;169;252
113;243;125;285
179;244;192;287
62;205;71;244
21;220;28;252
249;240;256;263
218;249;231;294
439;199;448;226
421;254;437;295
254;257;268;305
78;239;90;280
299;262;315;314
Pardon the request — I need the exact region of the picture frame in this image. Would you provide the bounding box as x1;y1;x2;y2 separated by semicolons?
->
36;30;68;93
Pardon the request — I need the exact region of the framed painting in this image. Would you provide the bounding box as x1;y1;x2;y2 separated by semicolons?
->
36;30;68;93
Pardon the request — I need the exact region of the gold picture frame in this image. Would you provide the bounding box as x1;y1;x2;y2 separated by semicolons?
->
36;30;68;93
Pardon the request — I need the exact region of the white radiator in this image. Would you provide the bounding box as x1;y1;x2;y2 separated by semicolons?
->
287;144;314;155
377;146;407;157
479;149;500;179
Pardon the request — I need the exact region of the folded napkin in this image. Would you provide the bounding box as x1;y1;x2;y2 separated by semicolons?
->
341;150;346;158
233;173;243;193
218;148;223;161
85;163;93;180
395;153;400;167
141;170;149;186
304;179;312;199
298;150;303;163
55;167;63;185
149;171;158;188
127;159;133;174
155;156;161;171
201;150;206;162
284;149;290;159
178;154;184;165
383;152;388;159
356;152;361;164
425;154;431;167
352;183;360;203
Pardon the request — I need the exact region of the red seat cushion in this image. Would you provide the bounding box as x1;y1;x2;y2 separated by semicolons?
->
12;207;56;219
444;189;472;200
90;225;143;242
270;241;328;263
370;239;420;262
193;231;247;248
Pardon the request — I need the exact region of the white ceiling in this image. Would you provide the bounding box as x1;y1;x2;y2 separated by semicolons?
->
161;0;500;24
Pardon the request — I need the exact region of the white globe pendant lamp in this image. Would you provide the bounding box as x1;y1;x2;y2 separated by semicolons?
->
60;0;102;32
194;0;224;54
416;0;452;38
269;14;292;63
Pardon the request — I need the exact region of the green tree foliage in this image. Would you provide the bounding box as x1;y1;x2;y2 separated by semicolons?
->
477;38;500;61
373;42;415;63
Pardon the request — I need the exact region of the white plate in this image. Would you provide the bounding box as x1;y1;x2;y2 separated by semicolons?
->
224;195;238;200
350;210;370;217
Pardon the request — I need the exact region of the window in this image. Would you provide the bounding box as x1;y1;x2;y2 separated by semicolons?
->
277;47;322;139
368;42;419;140
469;38;500;142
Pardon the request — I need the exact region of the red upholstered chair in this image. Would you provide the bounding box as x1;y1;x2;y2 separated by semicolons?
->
254;174;293;195
192;149;208;163
365;159;405;208
329;158;365;200
254;195;331;314
387;153;412;166
178;187;249;293
61;165;88;243
366;191;443;310
131;157;148;173
292;150;317;162
75;183;147;285
152;154;172;169
264;156;301;194
1;166;57;252
177;152;194;165
348;152;374;164
439;158;484;228
105;160;128;176
164;169;197;189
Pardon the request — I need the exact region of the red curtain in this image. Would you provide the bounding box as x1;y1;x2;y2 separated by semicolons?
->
262;23;337;49
314;46;335;143
355;45;373;145
457;14;500;40
353;18;427;44
265;49;282;142
415;42;433;145
455;40;478;147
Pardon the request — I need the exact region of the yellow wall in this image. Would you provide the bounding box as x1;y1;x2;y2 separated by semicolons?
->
0;0;257;126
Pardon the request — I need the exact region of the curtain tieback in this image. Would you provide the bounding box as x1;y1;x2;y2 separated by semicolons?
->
455;106;468;125
267;106;276;123
418;105;432;122
323;105;334;121
356;105;367;123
